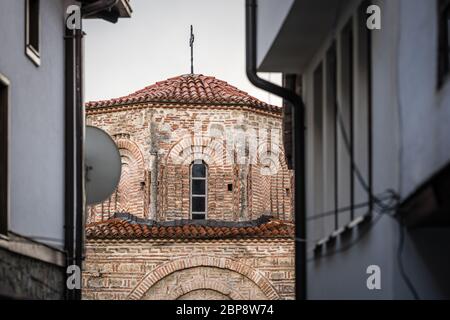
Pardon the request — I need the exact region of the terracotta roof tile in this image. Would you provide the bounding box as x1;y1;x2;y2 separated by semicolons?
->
86;213;294;240
85;74;280;113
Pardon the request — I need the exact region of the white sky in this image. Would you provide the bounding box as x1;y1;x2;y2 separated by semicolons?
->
84;0;282;106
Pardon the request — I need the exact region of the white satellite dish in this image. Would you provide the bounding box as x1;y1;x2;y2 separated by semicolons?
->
85;126;122;205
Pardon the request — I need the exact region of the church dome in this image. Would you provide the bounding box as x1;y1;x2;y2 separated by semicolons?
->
85;74;280;113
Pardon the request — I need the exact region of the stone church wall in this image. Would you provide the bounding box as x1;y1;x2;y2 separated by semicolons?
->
82;239;295;300
86;105;293;223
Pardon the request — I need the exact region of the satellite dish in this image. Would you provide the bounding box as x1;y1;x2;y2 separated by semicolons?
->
85;126;121;205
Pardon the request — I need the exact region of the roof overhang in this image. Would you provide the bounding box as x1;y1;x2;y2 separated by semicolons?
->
81;0;132;23
116;0;132;17
257;0;342;73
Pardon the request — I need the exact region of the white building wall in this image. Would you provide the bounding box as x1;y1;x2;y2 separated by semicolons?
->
0;0;66;249
397;0;450;196
299;0;450;299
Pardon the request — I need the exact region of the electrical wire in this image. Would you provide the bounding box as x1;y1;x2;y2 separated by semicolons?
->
307;200;372;222
335;97;420;299
307;190;396;222
307;194;399;253
306;211;384;262
295;191;399;245
393;215;421;300
307;3;418;296
391;0;420;300
293;0;420;300
336;102;400;212
304;109;420;299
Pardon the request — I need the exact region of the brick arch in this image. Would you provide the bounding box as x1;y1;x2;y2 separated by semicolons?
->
98;138;148;219
127;256;280;300
159;135;235;220
167;279;245;300
165;135;231;166
115;138;145;168
88;137;148;222
250;142;293;221
255;140;289;176
116;138;147;217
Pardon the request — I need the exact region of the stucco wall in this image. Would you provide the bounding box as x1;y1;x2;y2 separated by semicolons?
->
299;0;450;300
0;0;65;249
397;0;450;196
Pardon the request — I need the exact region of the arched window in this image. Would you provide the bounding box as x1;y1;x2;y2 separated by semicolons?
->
190;160;207;220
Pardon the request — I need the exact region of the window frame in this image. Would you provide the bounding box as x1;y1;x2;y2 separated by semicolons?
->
312;63;325;232
190;160;207;220
25;0;41;66
438;0;450;87
309;1;373;253
336;19;355;226
0;73;10;237
325;43;339;230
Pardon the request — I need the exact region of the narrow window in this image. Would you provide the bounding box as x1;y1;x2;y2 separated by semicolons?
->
25;0;40;66
312;63;324;240
325;43;338;231
337;20;354;226
191;160;207;220
0;74;10;236
353;2;373;217
438;0;450;87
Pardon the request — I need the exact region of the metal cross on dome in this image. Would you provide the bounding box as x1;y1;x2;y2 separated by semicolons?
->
189;25;195;74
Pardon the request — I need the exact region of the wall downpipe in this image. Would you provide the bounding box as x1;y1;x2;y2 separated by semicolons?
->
245;0;307;300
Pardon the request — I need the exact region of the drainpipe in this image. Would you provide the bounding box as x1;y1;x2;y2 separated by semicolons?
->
64;23;76;301
73;24;84;301
245;0;307;300
67;0;122;301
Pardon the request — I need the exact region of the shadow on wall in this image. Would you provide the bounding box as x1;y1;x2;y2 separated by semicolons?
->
406;227;450;299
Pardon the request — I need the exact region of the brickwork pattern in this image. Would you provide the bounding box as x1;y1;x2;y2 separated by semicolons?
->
84;75;295;300
83;239;295;300
87;106;293;222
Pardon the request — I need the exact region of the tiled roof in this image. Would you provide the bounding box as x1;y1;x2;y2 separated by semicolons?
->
85;74;280;113
86;213;294;240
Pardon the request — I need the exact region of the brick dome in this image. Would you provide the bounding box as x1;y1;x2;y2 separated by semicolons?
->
84;73;295;300
85;74;280;112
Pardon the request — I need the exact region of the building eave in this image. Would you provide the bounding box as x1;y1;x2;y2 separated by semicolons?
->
117;0;132;18
257;0;344;73
81;0;133;21
85;101;283;118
